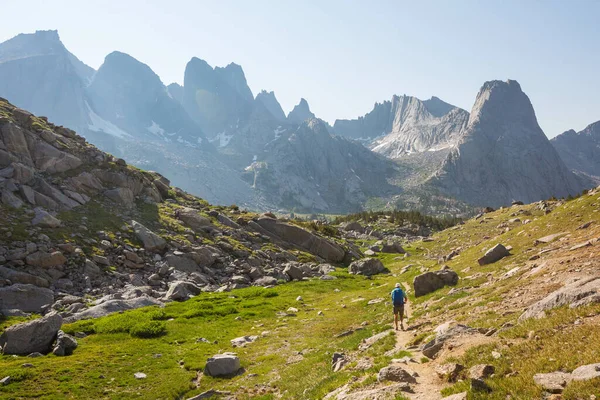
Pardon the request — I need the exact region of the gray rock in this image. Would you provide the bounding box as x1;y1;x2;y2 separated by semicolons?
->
0;313;62;355
413;269;459;297
255;217;345;262
348;258;385;276
284;263;304;280
421;325;477;359
477;244;510;266
1;190;23;208
52;330;78;356
31;207;61;228
104;187;134;207
204;353;241;377
0;284;53;313
164;281;202;301
341;221;364;233
377;365;417;383
166;254;200;273
381;241;405;254
0;266;49;287
25;251;66;268
64;296;161;322
254;276;278;287
435;363;464;382
469;364;495;380
571;363;600;381
520;277;600;320
230;335;258;348
533;371;571;393
131;220;166;252
177;207;212;231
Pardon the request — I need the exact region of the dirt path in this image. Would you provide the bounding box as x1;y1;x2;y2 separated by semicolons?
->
392;284;446;400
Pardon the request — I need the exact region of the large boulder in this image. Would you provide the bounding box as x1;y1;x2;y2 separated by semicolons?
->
204;353;241;377
377;365;417;383
0;313;62;355
413;269;459;297
104;187;134;207
0;284;53;313
284;263;305;280
166;254;200;273
348;258;385;276
254;217;345;263
421;325;477;359
25;251;66;268
381;241;406;254
177;208;212;231
0;266;50;287
164;281;202;301
520;277;600;320
131;220;167;252
31;208;61;228
477;244;510;266
341;221;364;233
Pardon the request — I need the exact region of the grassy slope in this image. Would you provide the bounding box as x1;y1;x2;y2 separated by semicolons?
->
1;191;599;399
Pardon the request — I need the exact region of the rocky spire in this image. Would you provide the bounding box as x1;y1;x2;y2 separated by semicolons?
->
432;79;585;206
287;98;315;124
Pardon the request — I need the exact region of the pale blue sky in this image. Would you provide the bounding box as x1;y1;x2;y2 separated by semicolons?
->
1;0;598;137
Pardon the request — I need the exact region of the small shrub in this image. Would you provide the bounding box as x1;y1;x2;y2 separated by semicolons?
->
262;290;279;298
130;321;167;338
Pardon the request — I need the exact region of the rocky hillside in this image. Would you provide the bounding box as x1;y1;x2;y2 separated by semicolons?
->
1;128;599;399
551;120;600;184
430;80;586;207
0;97;369;325
334;95;469;158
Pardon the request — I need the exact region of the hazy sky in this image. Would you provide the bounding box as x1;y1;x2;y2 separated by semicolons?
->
1;0;598;137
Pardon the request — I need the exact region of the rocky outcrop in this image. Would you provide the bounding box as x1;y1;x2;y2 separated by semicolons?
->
0;312;62;355
520;277;600;320
64;296;161;323
131;220;167;252
413;268;458;297
551;121;600;184
477;244;510;265
431;80;585;207
52;330;78;356
253;216;345;262
255;90;286;122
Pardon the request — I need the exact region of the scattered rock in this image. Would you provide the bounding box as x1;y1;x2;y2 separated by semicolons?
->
134;372;147;379
469;364;495;380
131;220;167;252
435;363;464;382
52;330;78;356
533;371;571;393
413;268;458;297
348;258;385;276
0;376;10;386
377;365;417;383
477;244;510;265
204;353;241;377
230;336;258;348
25;251;66;268
571;363;600;381
31;208;61;227
422;325;477;359
163;281;202;301
332;352;347;372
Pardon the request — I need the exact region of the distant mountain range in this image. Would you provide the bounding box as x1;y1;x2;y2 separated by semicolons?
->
0;30;595;214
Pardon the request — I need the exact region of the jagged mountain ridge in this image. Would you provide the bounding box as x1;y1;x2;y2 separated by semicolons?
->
334;95;469;158
243;119;399;212
551;121;600;184
430;80;585;207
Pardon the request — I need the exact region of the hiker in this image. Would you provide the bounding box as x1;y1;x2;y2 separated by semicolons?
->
391;283;408;331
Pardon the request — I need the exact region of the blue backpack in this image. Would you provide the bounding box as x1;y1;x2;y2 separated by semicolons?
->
391;288;405;305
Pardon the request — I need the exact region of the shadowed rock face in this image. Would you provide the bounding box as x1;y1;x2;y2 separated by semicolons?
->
551;121;600;184
430;80;585;207
243;118;399;212
182;57;254;135
0;30;92;130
